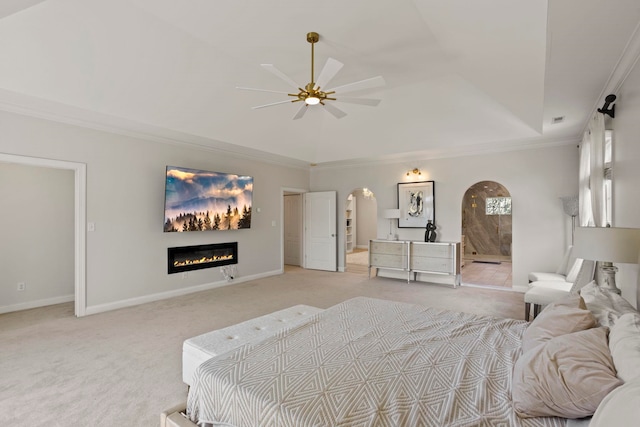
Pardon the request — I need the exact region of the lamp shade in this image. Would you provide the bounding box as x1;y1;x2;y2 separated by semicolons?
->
573;227;640;264
560;195;579;217
383;209;401;219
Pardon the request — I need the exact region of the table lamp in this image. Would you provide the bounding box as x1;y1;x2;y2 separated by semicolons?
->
383;209;401;240
573;226;640;294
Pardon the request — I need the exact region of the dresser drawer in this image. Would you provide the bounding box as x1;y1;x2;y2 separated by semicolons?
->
410;243;453;258
370;253;407;269
411;257;453;273
370;241;406;255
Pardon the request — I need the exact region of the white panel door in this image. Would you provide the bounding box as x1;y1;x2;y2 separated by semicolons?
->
283;194;302;266
304;191;337;271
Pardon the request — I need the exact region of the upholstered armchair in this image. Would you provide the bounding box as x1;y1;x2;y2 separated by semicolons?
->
528;245;575;282
524;259;596;320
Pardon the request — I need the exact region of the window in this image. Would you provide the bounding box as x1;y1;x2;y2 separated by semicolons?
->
604;130;613;226
485;197;512;215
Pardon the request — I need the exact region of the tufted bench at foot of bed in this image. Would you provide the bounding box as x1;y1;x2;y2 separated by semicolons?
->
182;304;323;386
161;403;192;427
164;304;323;427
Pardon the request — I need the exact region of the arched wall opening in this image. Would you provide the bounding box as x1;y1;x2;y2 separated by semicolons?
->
345;188;377;274
461;180;512;288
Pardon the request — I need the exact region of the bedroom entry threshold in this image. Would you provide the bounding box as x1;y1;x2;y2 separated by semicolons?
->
461;259;512;289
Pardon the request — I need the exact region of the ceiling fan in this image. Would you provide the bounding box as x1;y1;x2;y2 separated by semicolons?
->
237;32;385;120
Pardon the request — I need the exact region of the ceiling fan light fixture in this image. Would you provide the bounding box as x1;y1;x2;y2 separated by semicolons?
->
305;96;320;105
238;32;385;119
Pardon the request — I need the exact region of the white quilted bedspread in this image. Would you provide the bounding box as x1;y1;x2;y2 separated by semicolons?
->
187;297;565;427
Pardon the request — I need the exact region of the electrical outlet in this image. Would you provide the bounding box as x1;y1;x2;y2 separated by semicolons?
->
181;272;188;279
17;282;26;291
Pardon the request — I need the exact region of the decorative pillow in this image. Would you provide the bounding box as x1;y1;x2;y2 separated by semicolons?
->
580;281;638;327
522;295;595;354
609;313;640;382
512;327;623;419
590;379;640;427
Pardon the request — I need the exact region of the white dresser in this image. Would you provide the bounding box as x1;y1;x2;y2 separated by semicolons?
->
369;240;461;287
368;240;410;282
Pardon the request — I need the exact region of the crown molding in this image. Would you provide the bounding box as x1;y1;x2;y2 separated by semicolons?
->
0;88;583;172
0;89;310;170
594;20;640;109
312;136;579;170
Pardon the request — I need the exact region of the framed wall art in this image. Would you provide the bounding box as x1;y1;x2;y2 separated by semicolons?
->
164;166;253;232
397;181;435;228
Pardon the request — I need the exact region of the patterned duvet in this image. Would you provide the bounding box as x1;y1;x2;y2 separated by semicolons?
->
187;297;565;427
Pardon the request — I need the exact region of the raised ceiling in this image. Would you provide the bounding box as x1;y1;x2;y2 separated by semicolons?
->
1;0;639;167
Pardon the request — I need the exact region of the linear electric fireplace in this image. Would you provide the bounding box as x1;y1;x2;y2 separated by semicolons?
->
168;242;238;274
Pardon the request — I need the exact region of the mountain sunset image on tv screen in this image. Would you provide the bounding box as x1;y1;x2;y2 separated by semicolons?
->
164;166;253;232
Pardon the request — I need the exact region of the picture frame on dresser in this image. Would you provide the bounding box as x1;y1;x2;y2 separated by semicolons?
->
397;181;435;228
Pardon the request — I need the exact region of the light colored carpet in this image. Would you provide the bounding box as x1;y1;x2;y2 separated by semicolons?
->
0;266;525;426
346;249;369;265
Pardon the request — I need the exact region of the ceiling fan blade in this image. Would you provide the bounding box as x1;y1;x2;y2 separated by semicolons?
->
236;86;291;95
251;99;294;109
292;104;308;120
329;75;386;94
335;97;381;106
314;58;344;91
261;64;301;90
323;103;347;119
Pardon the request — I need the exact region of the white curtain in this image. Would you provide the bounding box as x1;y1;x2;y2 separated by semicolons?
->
589;113;606;227
578;130;593;226
578;113;606;227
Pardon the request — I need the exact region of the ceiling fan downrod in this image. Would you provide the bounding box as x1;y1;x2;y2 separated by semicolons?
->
289;32;335;106
307;32;318;87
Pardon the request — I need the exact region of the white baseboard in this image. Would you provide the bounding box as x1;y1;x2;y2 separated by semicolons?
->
84;269;282;316
0;294;74;315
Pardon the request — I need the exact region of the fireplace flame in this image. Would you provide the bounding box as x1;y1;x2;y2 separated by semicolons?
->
173;253;234;268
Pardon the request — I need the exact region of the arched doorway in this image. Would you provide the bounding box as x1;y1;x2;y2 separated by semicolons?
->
345;188;377;274
461;181;512;288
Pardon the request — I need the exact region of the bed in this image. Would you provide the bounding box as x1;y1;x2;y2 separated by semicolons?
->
170;283;640;427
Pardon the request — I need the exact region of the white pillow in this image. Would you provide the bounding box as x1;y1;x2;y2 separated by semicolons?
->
521;295;595;354
609;313;640;382
590;380;640;427
512;327;622;419
580;281;638;327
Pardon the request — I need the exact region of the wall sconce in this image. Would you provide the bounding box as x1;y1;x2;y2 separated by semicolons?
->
406;168;422;177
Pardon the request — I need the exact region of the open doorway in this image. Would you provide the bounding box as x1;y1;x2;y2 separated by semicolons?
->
0;153;86;316
345;188;377;274
282;189;338;272
283;190;305;268
460;181;512;288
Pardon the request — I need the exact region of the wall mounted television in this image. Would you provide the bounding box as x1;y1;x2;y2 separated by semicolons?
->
164;166;253;232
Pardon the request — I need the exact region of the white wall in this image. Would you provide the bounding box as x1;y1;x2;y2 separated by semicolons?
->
0;163;74;310
610;57;640;307
311;144;579;290
0;110;309;313
355;192;377;247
